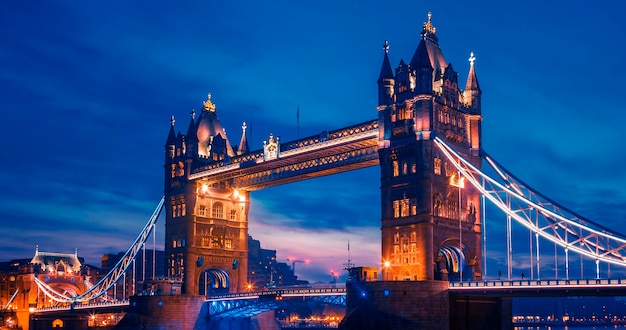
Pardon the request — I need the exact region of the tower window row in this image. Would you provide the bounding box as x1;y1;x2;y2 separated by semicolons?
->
393;198;417;218
392;160;417;177
171;196;186;218
196;202;239;220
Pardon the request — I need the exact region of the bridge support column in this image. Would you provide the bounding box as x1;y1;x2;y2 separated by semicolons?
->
449;295;512;330
342;281;513;330
341;280;449;330
116;295;205;329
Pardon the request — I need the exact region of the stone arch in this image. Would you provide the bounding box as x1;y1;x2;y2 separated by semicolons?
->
198;268;230;296
399;269;412;281
52;319;64;327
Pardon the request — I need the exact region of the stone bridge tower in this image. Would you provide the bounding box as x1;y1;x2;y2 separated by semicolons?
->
164;95;250;295
377;13;483;281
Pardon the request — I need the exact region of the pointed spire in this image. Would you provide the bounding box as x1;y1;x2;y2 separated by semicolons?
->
378;40;394;82
410;38;433;70
165;115;177;145
465;52;481;91
237;122;249;155
186;109;197;141
378;40;395;105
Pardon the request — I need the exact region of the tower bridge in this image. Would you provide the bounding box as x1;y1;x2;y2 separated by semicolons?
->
6;12;626;330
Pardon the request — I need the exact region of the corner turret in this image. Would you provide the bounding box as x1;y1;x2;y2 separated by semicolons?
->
378;40;395;106
237;122;249;155
463;52;481;114
165;115;177;162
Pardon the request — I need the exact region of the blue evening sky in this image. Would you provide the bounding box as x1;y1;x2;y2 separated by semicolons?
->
1;1;625;283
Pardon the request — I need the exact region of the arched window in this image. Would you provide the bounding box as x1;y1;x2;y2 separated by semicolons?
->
212;202;224;219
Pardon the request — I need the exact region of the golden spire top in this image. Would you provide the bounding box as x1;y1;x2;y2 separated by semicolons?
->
203;93;217;112
423;12;437;35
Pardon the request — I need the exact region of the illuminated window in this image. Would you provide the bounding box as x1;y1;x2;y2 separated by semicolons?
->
225;239;232;249
212;202;224;219
411;243;417;253
434;157;441;175
411;161;416;173
411;232;417;242
411;198;417;216
400;199;409;217
199;205;206;216
402;162;408;175
392;161;399;177
202;236;210;247
394;245;400;254
230;210;237;220
394;233;400;244
393;200;400;218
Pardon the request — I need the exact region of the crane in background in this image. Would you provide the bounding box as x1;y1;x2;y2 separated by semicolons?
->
286;257;310;273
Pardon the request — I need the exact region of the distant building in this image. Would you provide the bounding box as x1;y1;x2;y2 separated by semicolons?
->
247;235;307;289
0;247;100;329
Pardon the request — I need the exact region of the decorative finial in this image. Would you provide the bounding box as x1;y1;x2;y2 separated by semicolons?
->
242;122;247;133
170;115;175;127
190;108;195;120
383;40;389;54
423;12;437;35
203;93;216;112
469;52;476;66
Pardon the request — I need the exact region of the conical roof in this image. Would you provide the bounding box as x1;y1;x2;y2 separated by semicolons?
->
237;122;249;155
465;52;481;91
378;40;394;82
165;116;177;146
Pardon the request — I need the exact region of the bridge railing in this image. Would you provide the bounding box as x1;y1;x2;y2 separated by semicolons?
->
206;287;346;301
449;278;626;289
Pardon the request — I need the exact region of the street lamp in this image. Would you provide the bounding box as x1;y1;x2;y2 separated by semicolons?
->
384;261;390;281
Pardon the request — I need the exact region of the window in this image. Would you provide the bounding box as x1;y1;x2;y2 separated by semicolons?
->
434;157;441;175
393;161;399;177
393;200;400;218
400;199;409;217
212;202;224;219
225;239;232;249
230;210;237;220
411;231;417;242
402;162;408;175
199;205;206;216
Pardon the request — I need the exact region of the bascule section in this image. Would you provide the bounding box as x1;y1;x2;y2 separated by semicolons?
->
377;13;483;282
